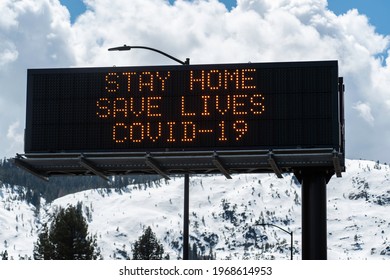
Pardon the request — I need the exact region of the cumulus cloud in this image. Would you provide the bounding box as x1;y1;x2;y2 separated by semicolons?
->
6;121;23;154
353;102;375;125
1;0;389;162
0;40;18;66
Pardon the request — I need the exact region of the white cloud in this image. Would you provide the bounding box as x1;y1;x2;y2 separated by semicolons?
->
6;121;23;155
0;0;18;29
353;102;375;126
386;100;390;110
1;0;390;162
0;42;18;66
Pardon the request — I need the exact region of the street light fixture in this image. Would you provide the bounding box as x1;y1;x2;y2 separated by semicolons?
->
256;223;294;260
108;44;190;65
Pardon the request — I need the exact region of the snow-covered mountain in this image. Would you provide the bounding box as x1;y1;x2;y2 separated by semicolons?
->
1;159;390;260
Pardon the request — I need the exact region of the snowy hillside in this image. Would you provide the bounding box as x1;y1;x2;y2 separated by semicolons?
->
1;159;390;260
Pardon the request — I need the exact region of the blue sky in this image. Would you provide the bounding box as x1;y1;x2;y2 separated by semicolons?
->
60;0;390;35
327;0;390;35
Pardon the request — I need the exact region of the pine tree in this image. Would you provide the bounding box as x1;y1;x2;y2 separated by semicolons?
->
132;226;164;260
1;250;8;260
33;223;54;260
33;205;100;260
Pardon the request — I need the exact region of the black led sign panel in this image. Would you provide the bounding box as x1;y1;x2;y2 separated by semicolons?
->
25;61;341;154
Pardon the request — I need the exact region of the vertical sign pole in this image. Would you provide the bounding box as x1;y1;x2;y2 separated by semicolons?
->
183;173;190;260
291;231;294;260
301;169;328;260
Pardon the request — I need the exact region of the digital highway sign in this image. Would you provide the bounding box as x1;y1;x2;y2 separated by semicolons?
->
25;61;341;154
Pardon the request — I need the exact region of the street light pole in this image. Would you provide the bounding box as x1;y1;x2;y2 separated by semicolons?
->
108;45;190;260
108;44;190;65
256;223;294;260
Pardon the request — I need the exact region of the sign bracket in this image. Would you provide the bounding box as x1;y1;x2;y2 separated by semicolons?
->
268;151;283;178
13;156;49;181
145;154;170;180
79;155;110;181
212;152;232;179
332;150;342;178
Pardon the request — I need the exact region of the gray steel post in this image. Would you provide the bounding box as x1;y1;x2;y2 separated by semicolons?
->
183;173;189;260
301;169;328;260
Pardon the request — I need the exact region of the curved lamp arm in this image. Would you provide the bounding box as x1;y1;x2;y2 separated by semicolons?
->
108;44;190;65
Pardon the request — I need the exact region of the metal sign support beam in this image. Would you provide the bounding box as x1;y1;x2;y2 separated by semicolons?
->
13;157;49;181
145;155;170;180
212;153;232;179
79;156;109;181
268;151;283;178
183;173;190;260
300;168;328;260
332;150;343;178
